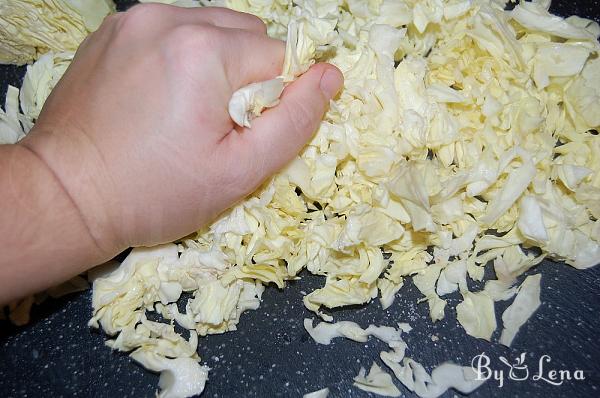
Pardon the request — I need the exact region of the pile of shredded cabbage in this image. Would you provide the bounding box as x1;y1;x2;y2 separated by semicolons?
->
2;0;600;397
0;0;114;65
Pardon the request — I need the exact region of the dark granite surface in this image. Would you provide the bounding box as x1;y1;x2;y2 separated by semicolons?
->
1;1;599;398
1;265;599;398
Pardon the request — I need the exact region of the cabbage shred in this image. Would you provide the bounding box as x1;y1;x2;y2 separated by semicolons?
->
0;0;114;65
1;0;600;397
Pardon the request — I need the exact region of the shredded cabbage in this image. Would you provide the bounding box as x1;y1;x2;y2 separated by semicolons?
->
3;0;600;397
303;387;330;398
304;318;486;398
130;350;209;398
0;85;24;144
456;290;497;341
380;346;486;398
228;78;284;127
354;362;401;397
499;273;542;346
0;0;114;65
304;318;405;347
0;50;74;144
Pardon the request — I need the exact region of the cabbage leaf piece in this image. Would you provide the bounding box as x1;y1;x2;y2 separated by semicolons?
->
499;273;542;346
0;0;114;65
303;387;330;398
303;318;405;348
0;86;24;144
227;10;336;127
456;291;497;341
380;348;486;398
228;78;284;127
130;350;209;398
353;362;401;397
511;1;599;41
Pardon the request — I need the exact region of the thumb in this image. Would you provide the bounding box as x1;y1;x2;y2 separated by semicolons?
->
232;63;343;184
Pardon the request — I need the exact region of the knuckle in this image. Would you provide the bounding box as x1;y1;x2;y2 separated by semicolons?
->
168;25;220;52
93;13;121;38
210;7;267;34
163;25;221;68
246;14;267;33
103;13;121;26
115;3;163;34
128;2;164;17
209;7;266;33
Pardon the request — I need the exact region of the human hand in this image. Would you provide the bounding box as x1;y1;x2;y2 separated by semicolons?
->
20;4;343;258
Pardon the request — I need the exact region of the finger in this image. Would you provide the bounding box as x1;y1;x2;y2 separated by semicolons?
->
219;29;285;89
189;7;267;34
222;63;344;189
124;4;267;34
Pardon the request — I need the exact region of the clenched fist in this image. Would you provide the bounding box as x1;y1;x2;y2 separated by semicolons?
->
0;3;343;304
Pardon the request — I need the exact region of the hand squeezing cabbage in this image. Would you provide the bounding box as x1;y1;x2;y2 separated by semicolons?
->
2;0;600;397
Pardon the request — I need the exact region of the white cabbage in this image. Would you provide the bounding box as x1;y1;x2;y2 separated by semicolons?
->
88;244;264;396
499;273;542;346
228;78;284;127
130;350;209;398
20;52;75;122
353;362;401;397
0;51;74;144
303;318;405;348
303;387;329;398
456;291;497;341
380;347;485;398
0;0;114;65
4;0;600;397
511;1;599;41
418;362;486;398
0;86;24;144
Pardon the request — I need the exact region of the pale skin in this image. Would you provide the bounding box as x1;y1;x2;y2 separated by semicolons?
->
0;4;343;305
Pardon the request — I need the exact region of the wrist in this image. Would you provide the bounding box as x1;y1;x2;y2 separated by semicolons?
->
18;126;126;259
0;143;115;303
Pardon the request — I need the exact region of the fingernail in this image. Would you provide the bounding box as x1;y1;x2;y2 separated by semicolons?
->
319;67;343;99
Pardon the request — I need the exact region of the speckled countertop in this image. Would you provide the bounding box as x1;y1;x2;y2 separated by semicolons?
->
1;264;599;397
1;1;600;398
